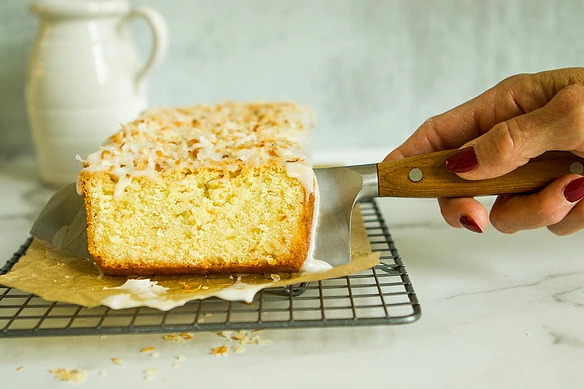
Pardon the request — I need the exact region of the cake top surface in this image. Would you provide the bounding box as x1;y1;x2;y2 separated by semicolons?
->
79;101;314;178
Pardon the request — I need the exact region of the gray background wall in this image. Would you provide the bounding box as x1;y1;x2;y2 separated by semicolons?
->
1;0;582;160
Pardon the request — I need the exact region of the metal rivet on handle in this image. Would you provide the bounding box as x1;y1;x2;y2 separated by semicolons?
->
409;168;423;182
570;162;584;175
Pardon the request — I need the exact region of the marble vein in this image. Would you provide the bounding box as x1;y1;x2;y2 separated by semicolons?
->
444;271;584;301
544;327;584;348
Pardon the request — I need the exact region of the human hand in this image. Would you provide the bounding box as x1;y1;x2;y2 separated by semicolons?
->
385;68;584;235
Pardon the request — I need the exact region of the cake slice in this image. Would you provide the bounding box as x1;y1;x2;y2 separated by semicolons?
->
77;102;317;275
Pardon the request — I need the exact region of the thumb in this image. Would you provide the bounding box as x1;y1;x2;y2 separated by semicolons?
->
445;84;584;180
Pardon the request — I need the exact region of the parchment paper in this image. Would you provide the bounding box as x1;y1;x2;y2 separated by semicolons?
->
0;206;379;311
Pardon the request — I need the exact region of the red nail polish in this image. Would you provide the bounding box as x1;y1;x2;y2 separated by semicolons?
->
564;177;584;202
459;215;483;233
445;147;479;173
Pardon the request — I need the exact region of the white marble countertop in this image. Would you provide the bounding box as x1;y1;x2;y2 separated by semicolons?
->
1;155;583;389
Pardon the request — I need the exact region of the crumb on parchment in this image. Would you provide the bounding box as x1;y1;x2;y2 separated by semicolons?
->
15;366;24;372
141;346;156;353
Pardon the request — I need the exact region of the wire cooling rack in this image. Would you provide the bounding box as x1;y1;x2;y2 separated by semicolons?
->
0;200;420;338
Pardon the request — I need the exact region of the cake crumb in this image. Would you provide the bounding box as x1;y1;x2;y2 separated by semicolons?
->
141;346;156;353
214;329;272;348
150;352;160;358
233;346;245;354
204;313;213;317
217;330;234;339
143;368;158;380
111;357;124;366
15;366;24;372
251;334;272;345
172;363;180;368
163;333;193;343
233;332;248;341
50;368;86;383
526;332;532;337
176;355;186;361
211;345;228;357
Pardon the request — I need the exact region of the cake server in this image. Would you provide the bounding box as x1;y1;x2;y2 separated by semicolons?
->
313;150;584;266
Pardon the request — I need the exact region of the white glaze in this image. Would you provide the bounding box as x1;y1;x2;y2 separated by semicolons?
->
104;279;168;299
300;176;333;273
285;161;315;202
285;160;333;273
213;276;266;303
100;294;181;311
100;277;268;310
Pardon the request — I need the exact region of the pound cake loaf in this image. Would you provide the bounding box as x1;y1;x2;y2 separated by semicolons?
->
77;102;317;276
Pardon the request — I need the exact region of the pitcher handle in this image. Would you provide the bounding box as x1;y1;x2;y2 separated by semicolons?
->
120;7;168;92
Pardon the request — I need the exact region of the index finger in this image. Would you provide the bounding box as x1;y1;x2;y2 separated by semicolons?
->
384;70;575;161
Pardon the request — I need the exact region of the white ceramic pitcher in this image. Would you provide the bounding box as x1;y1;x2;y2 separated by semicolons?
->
26;0;168;186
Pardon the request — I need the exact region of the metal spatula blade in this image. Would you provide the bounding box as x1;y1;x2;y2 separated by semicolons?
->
311;165;378;267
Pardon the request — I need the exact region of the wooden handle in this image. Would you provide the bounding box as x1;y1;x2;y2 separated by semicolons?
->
377;150;584;198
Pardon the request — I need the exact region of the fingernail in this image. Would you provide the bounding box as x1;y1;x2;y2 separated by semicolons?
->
563;177;584;202
445;147;479;173
459;215;483;233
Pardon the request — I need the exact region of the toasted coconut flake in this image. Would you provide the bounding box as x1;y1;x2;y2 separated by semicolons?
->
211;345;228;357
